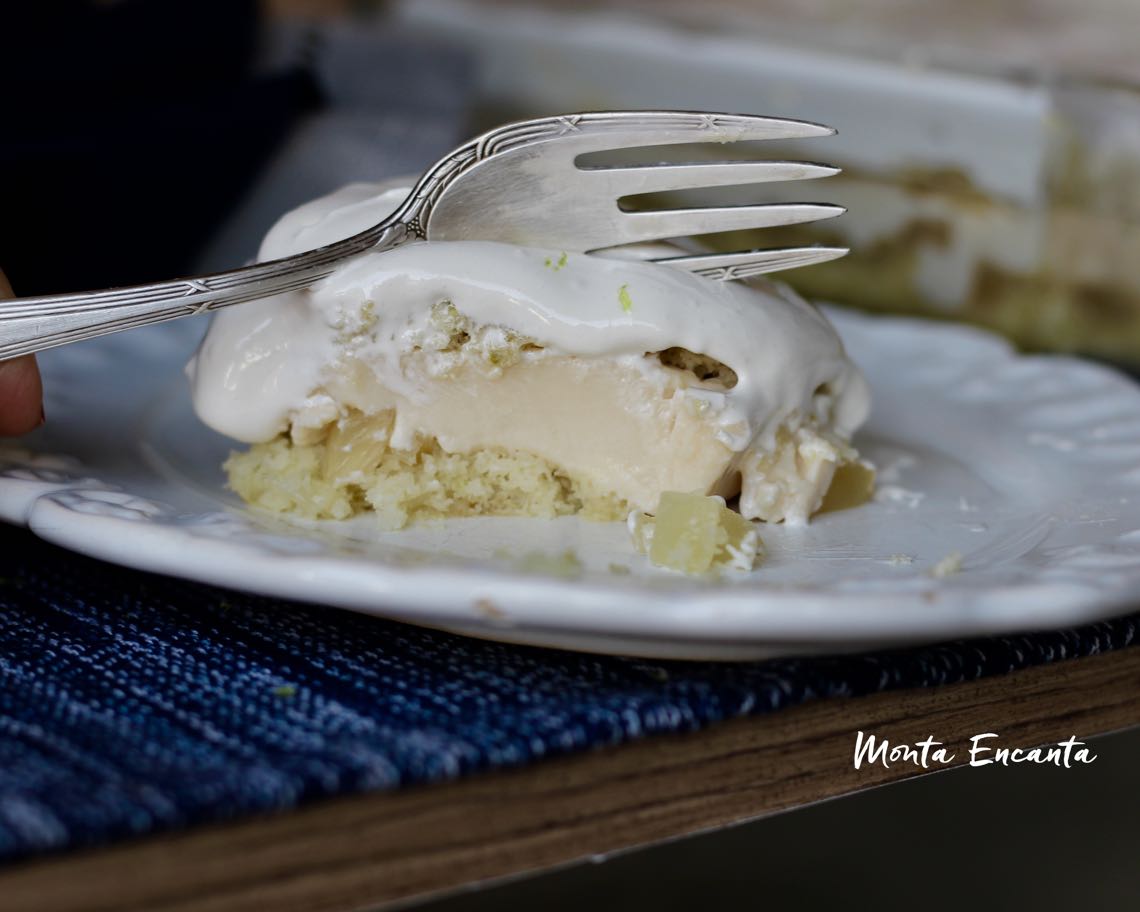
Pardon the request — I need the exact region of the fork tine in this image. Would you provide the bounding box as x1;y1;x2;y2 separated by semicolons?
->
588;161;839;196
493;111;835;159
650;247;849;280
608;203;845;247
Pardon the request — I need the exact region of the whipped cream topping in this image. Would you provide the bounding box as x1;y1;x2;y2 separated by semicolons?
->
188;180;871;518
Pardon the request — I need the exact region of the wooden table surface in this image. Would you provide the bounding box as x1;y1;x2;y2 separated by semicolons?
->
2;643;1137;912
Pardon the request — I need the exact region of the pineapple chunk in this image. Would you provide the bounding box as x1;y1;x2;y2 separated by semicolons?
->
629;491;764;574
321;409;394;482
819;460;877;514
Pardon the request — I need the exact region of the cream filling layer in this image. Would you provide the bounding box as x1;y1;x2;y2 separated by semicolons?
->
311;353;735;515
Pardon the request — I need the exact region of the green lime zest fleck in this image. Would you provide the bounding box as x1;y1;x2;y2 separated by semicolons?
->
618;283;633;313
544;252;569;271
272;684;297;698
557;251;567;269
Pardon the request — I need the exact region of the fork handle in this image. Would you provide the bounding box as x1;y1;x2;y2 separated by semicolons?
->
0;220;411;360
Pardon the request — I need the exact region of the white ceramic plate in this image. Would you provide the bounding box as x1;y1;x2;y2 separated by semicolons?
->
3;308;1140;660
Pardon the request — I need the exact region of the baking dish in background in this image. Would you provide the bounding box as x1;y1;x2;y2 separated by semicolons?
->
397;0;1140;367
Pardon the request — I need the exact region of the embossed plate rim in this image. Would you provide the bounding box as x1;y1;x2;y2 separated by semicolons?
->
3;307;1140;659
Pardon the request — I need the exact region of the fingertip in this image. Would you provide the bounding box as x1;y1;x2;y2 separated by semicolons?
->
0;355;44;436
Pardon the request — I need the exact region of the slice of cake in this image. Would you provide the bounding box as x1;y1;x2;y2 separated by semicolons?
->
187;181;872;557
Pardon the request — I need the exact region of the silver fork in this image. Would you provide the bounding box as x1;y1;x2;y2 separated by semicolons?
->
0;110;846;360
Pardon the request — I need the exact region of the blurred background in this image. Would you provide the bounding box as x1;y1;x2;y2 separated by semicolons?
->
2;1;1137;907
3;0;1139;368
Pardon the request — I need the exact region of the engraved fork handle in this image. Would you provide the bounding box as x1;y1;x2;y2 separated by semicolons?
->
0;218;411;361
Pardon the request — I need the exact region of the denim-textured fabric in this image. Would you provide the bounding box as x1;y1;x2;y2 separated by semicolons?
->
0;523;1136;865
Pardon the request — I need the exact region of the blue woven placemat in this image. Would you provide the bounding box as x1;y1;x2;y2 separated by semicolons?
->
1;523;1137;865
